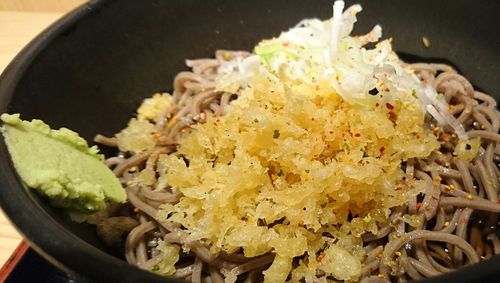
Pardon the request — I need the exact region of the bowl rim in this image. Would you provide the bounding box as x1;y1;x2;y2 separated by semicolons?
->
0;1;181;282
0;1;499;282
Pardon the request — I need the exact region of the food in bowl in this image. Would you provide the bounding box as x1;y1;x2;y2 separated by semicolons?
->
1;113;126;221
2;1;499;282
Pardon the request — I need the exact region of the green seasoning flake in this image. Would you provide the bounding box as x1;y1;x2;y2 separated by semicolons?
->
343;142;350;151
412;89;418;99
1;113;126;221
254;42;284;56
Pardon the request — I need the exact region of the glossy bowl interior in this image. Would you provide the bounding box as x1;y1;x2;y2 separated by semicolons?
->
0;0;499;282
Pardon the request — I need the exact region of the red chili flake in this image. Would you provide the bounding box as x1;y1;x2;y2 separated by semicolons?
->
317;254;324;263
329;130;334;134
354;133;361;137
388;111;397;123
385;103;394;110
283;42;290;47
425;206;433;211
441;134;450;142
431;195;438;200
379;146;385;154
416;202;422;209
497;201;500;204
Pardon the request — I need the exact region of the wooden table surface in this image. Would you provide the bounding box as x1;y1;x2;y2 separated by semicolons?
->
0;10;67;266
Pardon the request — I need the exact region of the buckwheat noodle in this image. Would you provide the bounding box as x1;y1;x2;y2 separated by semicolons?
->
94;53;500;282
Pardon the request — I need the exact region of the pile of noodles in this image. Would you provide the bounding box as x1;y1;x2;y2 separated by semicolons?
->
91;52;500;283
89;3;500;282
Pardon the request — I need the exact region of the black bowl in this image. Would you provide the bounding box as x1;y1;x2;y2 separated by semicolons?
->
0;0;499;282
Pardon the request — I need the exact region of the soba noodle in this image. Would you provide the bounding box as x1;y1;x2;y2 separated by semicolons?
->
93;54;500;282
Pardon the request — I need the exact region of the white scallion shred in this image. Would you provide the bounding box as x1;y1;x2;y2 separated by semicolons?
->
423;86;469;140
426;104;447;126
215;2;469;140
330;0;345;60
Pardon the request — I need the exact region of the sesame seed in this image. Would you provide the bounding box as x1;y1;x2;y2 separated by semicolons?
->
422;37;430;48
